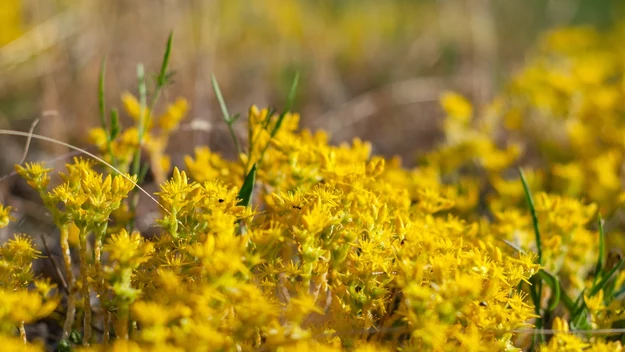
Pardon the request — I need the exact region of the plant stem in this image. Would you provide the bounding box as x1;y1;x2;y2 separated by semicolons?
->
78;227;92;345
103;311;111;345
60;225;76;340
94;223;107;342
19;321;26;342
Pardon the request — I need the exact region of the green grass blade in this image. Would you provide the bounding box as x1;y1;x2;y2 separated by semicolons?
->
98;57;108;133
138;162;150;185
537;269;561;311
109;109;120;140
270;72;300;138
593;214;606;286
518;168;542;265
211;74;231;123
158;31;174;86
211;74;242;156
284;71;299;116
590;258;623;296
137;63;148;133
132;63;148;177
238;164;257;208
559;281;575;312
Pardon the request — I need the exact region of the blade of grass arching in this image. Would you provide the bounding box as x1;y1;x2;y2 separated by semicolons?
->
0;129;161;211
0;129;198;236
270;72;300;138
237;163;257;208
518;168;542;264
98;57;108;133
537;269;561;311
211;74;242;157
593;214;606;286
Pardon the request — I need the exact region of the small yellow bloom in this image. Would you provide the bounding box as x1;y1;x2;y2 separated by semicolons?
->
440;91;473;123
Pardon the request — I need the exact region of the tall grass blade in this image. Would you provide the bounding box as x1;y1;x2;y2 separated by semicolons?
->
270;72;299;138
158;32;174;86
98;58;107;132
518;168;542;264
211;73;231;123
537;269;561;311
593;214;606;286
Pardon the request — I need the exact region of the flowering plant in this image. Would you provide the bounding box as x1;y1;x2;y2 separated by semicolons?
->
2;25;625;351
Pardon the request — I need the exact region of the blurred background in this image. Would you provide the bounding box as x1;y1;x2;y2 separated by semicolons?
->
0;0;621;173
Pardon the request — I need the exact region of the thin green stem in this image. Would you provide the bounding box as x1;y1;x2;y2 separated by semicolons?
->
211;74;242;157
60;225;76;340
131;63;148;180
78;227;92;345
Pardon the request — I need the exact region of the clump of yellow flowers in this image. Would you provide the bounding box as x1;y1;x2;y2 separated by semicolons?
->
3;25;625;351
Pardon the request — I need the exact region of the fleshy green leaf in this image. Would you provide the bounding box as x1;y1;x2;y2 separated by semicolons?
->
238;164;257;208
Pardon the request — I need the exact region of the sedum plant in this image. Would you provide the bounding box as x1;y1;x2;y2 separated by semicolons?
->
3;24;625;351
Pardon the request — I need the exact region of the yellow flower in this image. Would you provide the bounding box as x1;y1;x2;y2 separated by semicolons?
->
14;162;52;190
104;229;154;267
158;98;189;132
122;92;151;126
440;91;473;124
0;204;14;228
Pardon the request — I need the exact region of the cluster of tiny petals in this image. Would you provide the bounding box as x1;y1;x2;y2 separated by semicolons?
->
0;204;14;229
173;101;541;350
7;23;625;351
424;23;625;350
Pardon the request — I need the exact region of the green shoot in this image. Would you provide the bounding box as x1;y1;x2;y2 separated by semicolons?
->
518;168;542;264
211;73;242;157
519;167;544;343
238;163;257;208
593;214;606;286
270;71;299;138
98;58;108;133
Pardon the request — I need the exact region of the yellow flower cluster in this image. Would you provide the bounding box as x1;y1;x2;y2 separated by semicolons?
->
0;214;58;349
5;22;625;351
89;93;189;184
426;23;625;350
